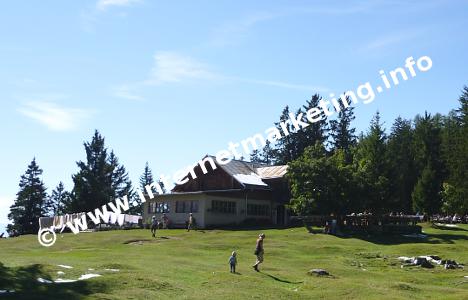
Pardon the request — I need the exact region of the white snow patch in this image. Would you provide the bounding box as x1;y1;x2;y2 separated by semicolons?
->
57;265;73;269
0;290;15;294
55;279;78;283
88;268;95;271
57;271;65;275
105;269;120;272
398;256;412;261
78;274;101;280
37;278;53;284
435;223;458;228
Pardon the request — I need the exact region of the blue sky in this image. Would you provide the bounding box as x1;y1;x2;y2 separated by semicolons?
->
1;0;467;233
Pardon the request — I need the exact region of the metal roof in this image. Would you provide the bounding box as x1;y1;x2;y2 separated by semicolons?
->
216;159;269;187
175;155;288;190
255;165;289;179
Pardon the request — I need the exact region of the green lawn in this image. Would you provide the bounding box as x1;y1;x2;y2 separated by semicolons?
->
1;224;468;299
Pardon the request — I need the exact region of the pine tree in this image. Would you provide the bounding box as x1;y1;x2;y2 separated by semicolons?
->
45;182;72;216
354;112;390;213
71;130;133;213
412;112;444;213
7;158;48;235
302;94;329;147
130;162;165;215
293;94;329;157
412;162;441;214
139;162;154;190
108;151;133;200
330;99;356;162
387;117;416;212
442;87;468;214
274;106;296;164
250;150;262;163
260;140;276;165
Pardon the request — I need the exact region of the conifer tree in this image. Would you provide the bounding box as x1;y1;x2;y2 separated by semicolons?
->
354;112;390;213
412;162;441;214
45;182;71;216
139;162;155;190
250;150;262;163
412;112;444;213
260;140;276;165
387;117;416;212
71;130;133;213
274;106;296;164
330;99;356;162
7;158;47;235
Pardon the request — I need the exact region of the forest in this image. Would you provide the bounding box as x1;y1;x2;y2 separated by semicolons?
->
7;86;468;235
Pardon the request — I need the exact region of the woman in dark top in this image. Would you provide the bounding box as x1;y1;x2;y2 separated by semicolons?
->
253;233;265;272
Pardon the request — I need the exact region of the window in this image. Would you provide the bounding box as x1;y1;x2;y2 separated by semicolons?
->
191;201;199;213
175;201;199;213
148;202;169;213
148;202;156;214
156;202;170;213
247;204;270;216
211;200;236;214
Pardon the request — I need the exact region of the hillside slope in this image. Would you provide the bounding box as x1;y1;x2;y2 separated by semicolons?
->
1;224;468;299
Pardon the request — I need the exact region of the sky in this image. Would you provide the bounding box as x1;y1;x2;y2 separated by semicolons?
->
1;0;467;234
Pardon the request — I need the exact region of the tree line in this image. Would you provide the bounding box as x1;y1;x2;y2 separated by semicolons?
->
7;86;467;234
7;131;162;235
251;86;468;217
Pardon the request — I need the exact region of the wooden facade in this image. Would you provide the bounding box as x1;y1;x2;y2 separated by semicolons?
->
143;157;290;228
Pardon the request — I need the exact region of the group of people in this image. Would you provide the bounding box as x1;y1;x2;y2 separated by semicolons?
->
150;213;170;238
148;214;266;273
228;233;266;273
431;214;468;224
150;213;197;238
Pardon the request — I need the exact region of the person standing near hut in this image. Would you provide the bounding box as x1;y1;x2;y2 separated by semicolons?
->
253;233;265;272
150;216;158;238
187;213;196;232
161;213;169;229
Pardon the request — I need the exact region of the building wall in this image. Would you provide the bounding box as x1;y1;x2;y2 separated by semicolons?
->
204;195;272;226
143;193;207;228
144;193;273;228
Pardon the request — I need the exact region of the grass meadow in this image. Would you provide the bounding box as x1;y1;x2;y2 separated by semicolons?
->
1;224;468;299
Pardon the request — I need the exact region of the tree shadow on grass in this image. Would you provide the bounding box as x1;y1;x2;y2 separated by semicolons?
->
0;262;108;299
336;231;468;245
260;272;303;284
431;224;468;232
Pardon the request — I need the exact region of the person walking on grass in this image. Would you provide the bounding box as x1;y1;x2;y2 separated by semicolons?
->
229;251;237;273
187;213;196;232
151;216;158;238
253;233;265;272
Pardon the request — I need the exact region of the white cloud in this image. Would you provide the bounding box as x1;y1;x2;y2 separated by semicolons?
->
113;51;330;100
112;84;145;101
209;12;277;47
208;3;377;47
96;0;141;11
18;102;91;131
145;52;217;85
242;78;330;93
360;30;423;52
